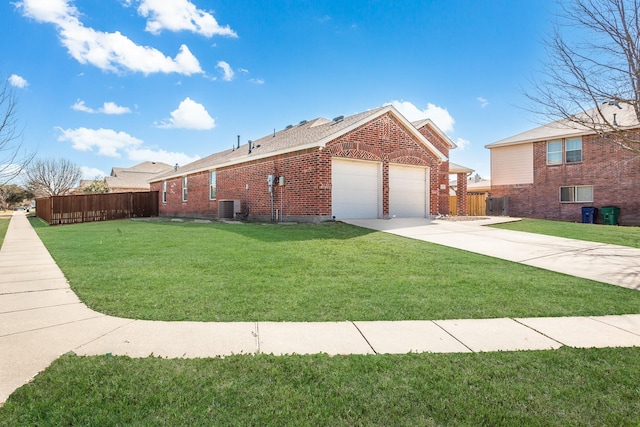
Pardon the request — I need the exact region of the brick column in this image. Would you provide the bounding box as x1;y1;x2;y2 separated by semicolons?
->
456;172;468;216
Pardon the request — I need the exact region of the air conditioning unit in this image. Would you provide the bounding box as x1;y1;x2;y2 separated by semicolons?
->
218;199;241;219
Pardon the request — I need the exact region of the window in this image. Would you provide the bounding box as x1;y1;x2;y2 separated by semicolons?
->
209;171;216;200
565;138;582;163
182;176;188;202
560;185;593;203
162;181;167;203
547;137;582;165
547;140;562;165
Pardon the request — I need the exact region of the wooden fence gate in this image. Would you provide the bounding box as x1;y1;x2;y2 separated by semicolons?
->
485;196;509;216
449;194;487;216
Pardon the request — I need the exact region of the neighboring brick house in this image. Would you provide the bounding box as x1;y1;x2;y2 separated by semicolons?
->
150;105;471;222
486;104;640;225
105;161;173;193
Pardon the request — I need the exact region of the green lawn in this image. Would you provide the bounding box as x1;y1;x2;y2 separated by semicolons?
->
30;218;640;322
2;348;639;426
0;218;8;248
491;218;640;248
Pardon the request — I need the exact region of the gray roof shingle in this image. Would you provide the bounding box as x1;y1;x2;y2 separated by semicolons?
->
152;105;449;182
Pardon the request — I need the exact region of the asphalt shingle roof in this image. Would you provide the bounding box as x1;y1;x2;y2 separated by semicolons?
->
152;105;450;182
486;103;640;148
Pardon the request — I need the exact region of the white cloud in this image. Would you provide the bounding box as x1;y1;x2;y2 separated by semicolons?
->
71;100;94;113
127;148;200;166
8;74;29;88
455;137;470;150
80;166;106;179
72;100;131;114
135;0;237;38
216;60;234;81
477;97;489;108
388;100;455;133
156;97;215;130
102;102;131;115
250;78;265;85
16;0;203;75
57;127;144;157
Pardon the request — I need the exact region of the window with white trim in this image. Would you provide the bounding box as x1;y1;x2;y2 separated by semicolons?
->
182;176;188;202
560;185;593;203
546;140;562;165
162;181;167;203
565;138;582;163
209;171;216;200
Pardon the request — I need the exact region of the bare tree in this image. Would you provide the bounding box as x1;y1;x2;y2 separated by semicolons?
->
0;77;34;183
528;0;640;153
25;158;82;197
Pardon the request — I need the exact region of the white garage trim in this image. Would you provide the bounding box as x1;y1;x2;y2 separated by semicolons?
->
389;164;430;218
332;158;381;219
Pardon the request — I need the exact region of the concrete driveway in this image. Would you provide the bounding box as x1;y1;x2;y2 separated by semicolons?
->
344;217;640;290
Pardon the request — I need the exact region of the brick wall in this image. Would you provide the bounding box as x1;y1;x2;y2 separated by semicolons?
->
490;133;640;225
416;123;451;214
157;112;446;221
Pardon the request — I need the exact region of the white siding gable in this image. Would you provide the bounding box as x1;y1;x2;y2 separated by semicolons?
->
491;143;533;185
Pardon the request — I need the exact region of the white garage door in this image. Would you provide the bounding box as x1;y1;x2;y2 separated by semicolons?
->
389;164;429;217
332;158;381;219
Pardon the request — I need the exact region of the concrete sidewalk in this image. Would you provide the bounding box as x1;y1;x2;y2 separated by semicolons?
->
2;213;640;405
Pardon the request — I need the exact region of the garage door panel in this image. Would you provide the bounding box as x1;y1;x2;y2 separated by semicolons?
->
390;165;429;218
332;159;380;219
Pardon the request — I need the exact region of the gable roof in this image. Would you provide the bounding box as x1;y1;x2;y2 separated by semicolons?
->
151;105;448;182
486;103;640;148
110;161;173;177
411;118;457;149
106;161;173;190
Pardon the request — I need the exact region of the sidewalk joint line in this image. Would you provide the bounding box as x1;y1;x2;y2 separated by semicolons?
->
73;319;138;352
0;301;83;315
511;318;567;347
589;316;640;338
349;321;378;355
0;287;69;296
432;321;474;353
0;314;109;339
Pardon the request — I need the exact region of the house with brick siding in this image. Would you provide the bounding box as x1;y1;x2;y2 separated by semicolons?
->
150;105;472;222
486;103;640;225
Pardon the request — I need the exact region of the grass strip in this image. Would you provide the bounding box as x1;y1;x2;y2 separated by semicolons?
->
0;218;8;249
2;348;639;426
30;219;640;322
491;218;640;248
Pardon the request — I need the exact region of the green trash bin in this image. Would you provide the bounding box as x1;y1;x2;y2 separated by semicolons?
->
600;206;620;225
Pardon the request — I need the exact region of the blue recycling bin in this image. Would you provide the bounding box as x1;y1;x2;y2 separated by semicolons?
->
581;207;597;224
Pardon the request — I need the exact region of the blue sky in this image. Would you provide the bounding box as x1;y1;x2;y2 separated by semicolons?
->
2;0;558;181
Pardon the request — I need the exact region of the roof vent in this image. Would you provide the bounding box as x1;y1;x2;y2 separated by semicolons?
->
333;115;344;122
299;120;308;125
285;125;293;130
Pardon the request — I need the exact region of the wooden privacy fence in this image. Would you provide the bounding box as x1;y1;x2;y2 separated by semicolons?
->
449;194;488;216
36;192;159;225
